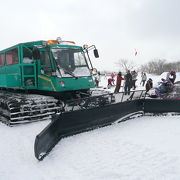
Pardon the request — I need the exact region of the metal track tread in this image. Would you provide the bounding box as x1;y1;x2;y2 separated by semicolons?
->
0;91;62;126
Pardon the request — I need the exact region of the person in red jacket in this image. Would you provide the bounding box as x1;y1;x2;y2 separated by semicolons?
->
114;72;124;93
107;78;115;88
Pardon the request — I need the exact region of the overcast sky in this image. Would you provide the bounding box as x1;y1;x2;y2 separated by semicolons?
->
0;0;180;71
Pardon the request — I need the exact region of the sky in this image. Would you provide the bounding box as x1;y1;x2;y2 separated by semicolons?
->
0;0;180;71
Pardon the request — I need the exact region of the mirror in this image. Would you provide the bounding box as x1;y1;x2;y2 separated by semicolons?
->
32;47;40;60
94;49;99;58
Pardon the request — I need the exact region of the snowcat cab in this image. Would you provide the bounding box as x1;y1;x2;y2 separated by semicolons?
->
24;40;98;98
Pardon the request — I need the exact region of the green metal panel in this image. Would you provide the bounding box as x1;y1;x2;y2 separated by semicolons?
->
37;75;95;92
5;64;21;88
54;77;95;92
0;66;7;87
37;75;56;91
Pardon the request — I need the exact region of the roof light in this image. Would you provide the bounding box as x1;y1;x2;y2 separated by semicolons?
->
47;40;59;46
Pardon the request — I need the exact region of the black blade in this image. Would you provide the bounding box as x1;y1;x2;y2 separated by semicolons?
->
34;100;143;160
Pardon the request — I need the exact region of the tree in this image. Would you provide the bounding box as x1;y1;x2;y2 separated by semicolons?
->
115;59;136;72
140;59;180;75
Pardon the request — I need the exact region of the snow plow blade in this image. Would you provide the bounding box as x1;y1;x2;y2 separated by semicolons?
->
144;98;180;113
34;100;143;160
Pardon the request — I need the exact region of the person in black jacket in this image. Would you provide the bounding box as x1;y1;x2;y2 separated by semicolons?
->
145;78;153;92
124;70;132;95
169;71;176;84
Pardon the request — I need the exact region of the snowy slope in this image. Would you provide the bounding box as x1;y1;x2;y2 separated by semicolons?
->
1;116;180;179
1;73;180;179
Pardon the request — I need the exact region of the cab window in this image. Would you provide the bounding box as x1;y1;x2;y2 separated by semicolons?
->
6;48;18;65
40;51;52;76
23;47;33;64
0;54;4;66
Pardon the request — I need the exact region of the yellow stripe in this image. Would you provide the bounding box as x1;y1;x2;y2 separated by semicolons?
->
38;75;56;91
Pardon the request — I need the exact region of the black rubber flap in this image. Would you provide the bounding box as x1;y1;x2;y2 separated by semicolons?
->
144;99;180;113
34;100;143;160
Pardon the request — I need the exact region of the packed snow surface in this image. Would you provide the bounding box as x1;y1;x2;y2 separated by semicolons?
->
1;116;180;179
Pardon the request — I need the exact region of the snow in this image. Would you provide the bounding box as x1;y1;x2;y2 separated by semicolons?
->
1;73;180;179
1;116;180;179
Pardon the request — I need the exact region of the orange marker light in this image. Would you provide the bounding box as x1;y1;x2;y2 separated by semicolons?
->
47;40;59;45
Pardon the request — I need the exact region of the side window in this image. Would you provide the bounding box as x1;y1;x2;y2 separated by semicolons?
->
23;47;33;63
40;51;52;76
0;54;4;66
6;48;18;65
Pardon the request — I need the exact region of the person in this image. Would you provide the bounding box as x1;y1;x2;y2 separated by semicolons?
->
110;72;115;85
131;70;138;90
94;72;101;87
145;78;153;92
166;71;176;84
107;77;115;89
161;78;174;92
124;70;132;95
169;71;176;84
154;78;174;97
23;57;33;64
114;72;124;93
141;72;147;86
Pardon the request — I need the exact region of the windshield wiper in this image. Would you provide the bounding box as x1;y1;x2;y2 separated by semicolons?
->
62;68;78;79
54;57;78;79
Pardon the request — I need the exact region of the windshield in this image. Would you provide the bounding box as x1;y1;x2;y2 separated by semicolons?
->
51;48;91;77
